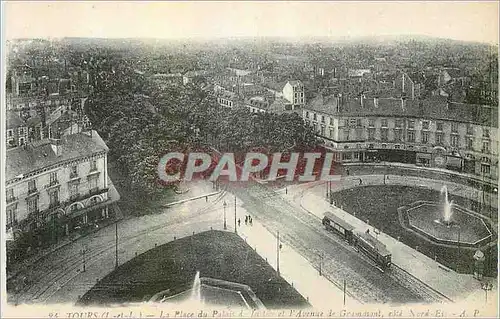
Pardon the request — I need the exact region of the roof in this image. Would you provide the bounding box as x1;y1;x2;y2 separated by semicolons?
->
306;94;498;127
6;111;26;129
286;80;303;87
263;81;287;92
357;231;390;257
324;211;354;231
183;70;209;78
443;68;465;79
6;130;109;182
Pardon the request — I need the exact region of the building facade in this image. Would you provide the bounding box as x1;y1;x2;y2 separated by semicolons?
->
282;80;305;110
6;130;119;254
303;94;498;180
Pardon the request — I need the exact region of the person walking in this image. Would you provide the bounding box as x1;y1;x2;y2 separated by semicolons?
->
346;168;350;176
238;218;241;227
249;216;253;226
245;216;248;225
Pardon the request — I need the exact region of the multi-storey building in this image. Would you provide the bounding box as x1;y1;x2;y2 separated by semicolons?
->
282;80;305;110
5;130;119;249
303;94;498;179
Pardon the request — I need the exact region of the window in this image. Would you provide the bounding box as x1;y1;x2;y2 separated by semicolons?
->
320;126;325;136
305;111;309;118
6;188;14;202
394;129;402;141
395;119;403;128
482;141;490;153
451;122;458;133
356;144;361;149
381;128;389;141
49;190;59;207
342;152;352;160
421;147;428;153
27;197;38;214
70;165;78;178
368;119;375;127
7;206;17;227
49;172;58;185
422;121;429;130
381;144;387;148
344;119;349;127
481;164;491;174
381;119;388;128
356;119;362;127
451;135;458;147
422;131;429;144
407;131;415;143
408;120;415;129
483;128;490;138
466;137;474;150
343;129;350;140
368;128;375;140
28;180;37;194
329;128;334;138
69;182;79;200
466;125;473;135
436;133;444;145
321;115;325;123
89;176;99;193
90;160;97;172
395;144;401;149
436;122;443;131
7;130;13;137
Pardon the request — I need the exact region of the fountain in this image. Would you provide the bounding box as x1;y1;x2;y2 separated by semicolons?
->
190;271;202;304
400;185;493;247
439;185;455;227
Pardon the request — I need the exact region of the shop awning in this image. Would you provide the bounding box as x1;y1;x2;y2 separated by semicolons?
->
447;156;462;167
416;153;432;159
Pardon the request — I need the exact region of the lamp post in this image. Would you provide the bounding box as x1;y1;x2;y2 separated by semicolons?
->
234;196;237;234
276;231;281;276
81;244;88;272
456;225;461;272
481;282;493;304
223;201;227;230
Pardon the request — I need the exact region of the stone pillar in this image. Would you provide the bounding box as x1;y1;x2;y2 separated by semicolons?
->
65;223;69;236
105;206;109;219
83;213;88;224
101;208;106;218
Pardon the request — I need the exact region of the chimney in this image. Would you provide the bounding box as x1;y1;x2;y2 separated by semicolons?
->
50;140;62;156
360;93;365;108
374;97;379;108
336;94;341;113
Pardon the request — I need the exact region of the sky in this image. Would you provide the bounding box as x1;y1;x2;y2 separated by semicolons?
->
3;1;499;44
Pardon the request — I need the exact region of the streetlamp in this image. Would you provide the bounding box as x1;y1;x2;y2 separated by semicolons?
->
481;282;493;304
223;201;227;230
81;244;88;272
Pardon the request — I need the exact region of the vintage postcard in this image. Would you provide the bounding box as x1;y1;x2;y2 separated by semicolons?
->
1;1;498;318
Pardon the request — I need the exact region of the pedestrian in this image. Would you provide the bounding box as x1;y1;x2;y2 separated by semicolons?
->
206;196;208;202
249;216;253;226
245;216;248;225
346;168;350;176
359;178;362;185
238;219;241;227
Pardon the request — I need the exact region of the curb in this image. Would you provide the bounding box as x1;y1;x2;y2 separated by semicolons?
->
162;191;222;208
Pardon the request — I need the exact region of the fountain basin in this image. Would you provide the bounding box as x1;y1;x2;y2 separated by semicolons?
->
402;201;492;247
149;277;265;309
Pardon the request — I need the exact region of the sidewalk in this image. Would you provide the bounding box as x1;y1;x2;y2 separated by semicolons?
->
223;192;361;309
343;161;498;187
290;184;497;305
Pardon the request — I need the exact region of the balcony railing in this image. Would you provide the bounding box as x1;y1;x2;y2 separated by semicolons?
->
27;188;38;195
6;196;17;204
45;180;60;189
69;172;79;179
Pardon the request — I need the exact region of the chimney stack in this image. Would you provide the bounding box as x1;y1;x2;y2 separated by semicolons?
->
360;93;365;108
336;94;341;113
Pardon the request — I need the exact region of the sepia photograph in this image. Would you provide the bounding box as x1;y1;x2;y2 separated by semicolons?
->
1;1;499;318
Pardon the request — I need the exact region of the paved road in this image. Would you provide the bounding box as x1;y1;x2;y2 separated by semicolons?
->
7;188;229;305
230;181;425;304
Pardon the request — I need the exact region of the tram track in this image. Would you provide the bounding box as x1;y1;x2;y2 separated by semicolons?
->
12;186;229;304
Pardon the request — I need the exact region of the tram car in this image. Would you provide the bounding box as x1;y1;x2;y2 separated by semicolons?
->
353;231;392;270
322;212;392;270
322;211;355;244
